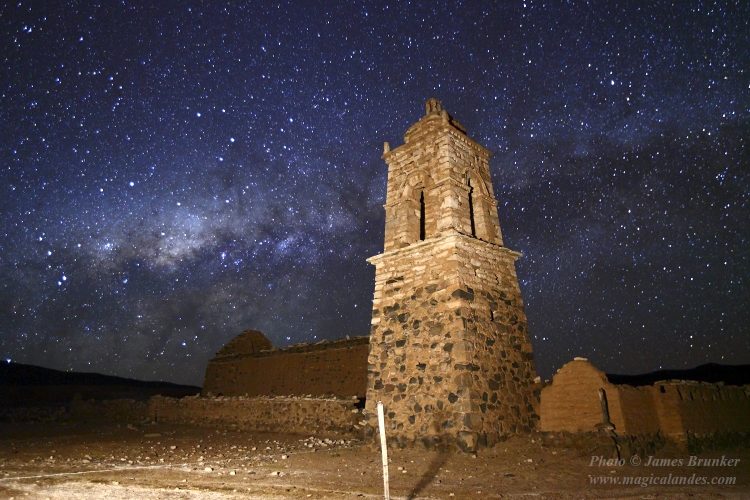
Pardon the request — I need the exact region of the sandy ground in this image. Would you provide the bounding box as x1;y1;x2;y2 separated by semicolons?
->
1;422;748;499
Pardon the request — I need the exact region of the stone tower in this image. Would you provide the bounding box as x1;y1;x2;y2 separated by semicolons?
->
365;98;538;451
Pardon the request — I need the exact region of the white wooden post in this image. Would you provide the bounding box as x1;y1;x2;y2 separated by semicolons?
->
377;401;390;500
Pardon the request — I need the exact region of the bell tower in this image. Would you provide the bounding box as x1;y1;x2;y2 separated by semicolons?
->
366;99;538;451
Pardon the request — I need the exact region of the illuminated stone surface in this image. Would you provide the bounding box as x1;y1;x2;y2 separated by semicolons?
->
366;99;538;451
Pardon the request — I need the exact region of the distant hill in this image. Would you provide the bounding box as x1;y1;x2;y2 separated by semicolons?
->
607;363;750;387
0;361;200;406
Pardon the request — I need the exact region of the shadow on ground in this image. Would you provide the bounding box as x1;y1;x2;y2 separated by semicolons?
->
407;451;449;499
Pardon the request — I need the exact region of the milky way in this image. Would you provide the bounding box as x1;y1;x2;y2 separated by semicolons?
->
1;1;748;385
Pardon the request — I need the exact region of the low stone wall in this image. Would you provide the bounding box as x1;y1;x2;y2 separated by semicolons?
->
0;406;67;422
203;336;369;398
150;395;365;437
70;398;150;422
540;359;750;443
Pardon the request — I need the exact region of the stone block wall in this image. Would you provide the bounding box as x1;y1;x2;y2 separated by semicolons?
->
203;335;368;398
540;359;750;441
367;233;537;449
367;235;467;445
453;236;537;439
149;395;363;437
382;108;502;252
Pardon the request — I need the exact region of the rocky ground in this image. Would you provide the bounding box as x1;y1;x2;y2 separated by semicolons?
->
1;421;748;499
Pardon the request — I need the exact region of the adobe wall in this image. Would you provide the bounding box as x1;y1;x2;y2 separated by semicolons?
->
539;358;612;433
149;395;363;437
203;336;369;398
540;359;750;441
649;384;684;440
652;382;750;440
615;384;661;435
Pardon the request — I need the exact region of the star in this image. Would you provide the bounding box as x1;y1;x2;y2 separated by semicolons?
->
0;1;747;384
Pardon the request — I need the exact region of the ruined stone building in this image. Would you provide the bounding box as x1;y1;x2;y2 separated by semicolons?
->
194;99;748;449
200;100;538;450
365;99;538;451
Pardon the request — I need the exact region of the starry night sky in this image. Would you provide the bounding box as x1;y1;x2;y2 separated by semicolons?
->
1;1;748;386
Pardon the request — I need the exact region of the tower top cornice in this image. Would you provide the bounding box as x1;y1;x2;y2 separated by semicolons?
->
381;99;489;160
403;98;467;140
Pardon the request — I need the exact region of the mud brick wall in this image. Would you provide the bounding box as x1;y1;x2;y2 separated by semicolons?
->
540;358;750;441
541;359;671;435
149;395;363;437
649;384;684;439
203;336;368;398
540;358;613;433
652;383;750;440
614;385;660;435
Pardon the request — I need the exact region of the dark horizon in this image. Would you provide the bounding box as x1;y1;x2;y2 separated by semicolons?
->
6;358;750;392
2;2;748;386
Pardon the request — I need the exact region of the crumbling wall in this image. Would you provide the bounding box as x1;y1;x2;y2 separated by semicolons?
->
659;383;750;438
203;336;369;398
540;359;750;441
150;395;363;437
615;385;660;435
650;384;685;440
539;358;611;433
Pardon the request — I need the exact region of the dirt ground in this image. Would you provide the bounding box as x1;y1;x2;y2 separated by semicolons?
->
1;422;748;499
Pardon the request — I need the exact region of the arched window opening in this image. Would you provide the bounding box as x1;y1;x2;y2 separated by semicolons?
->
419;191;426;241
468;178;476;237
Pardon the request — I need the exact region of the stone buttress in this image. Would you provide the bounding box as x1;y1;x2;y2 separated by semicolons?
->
365;98;538;451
